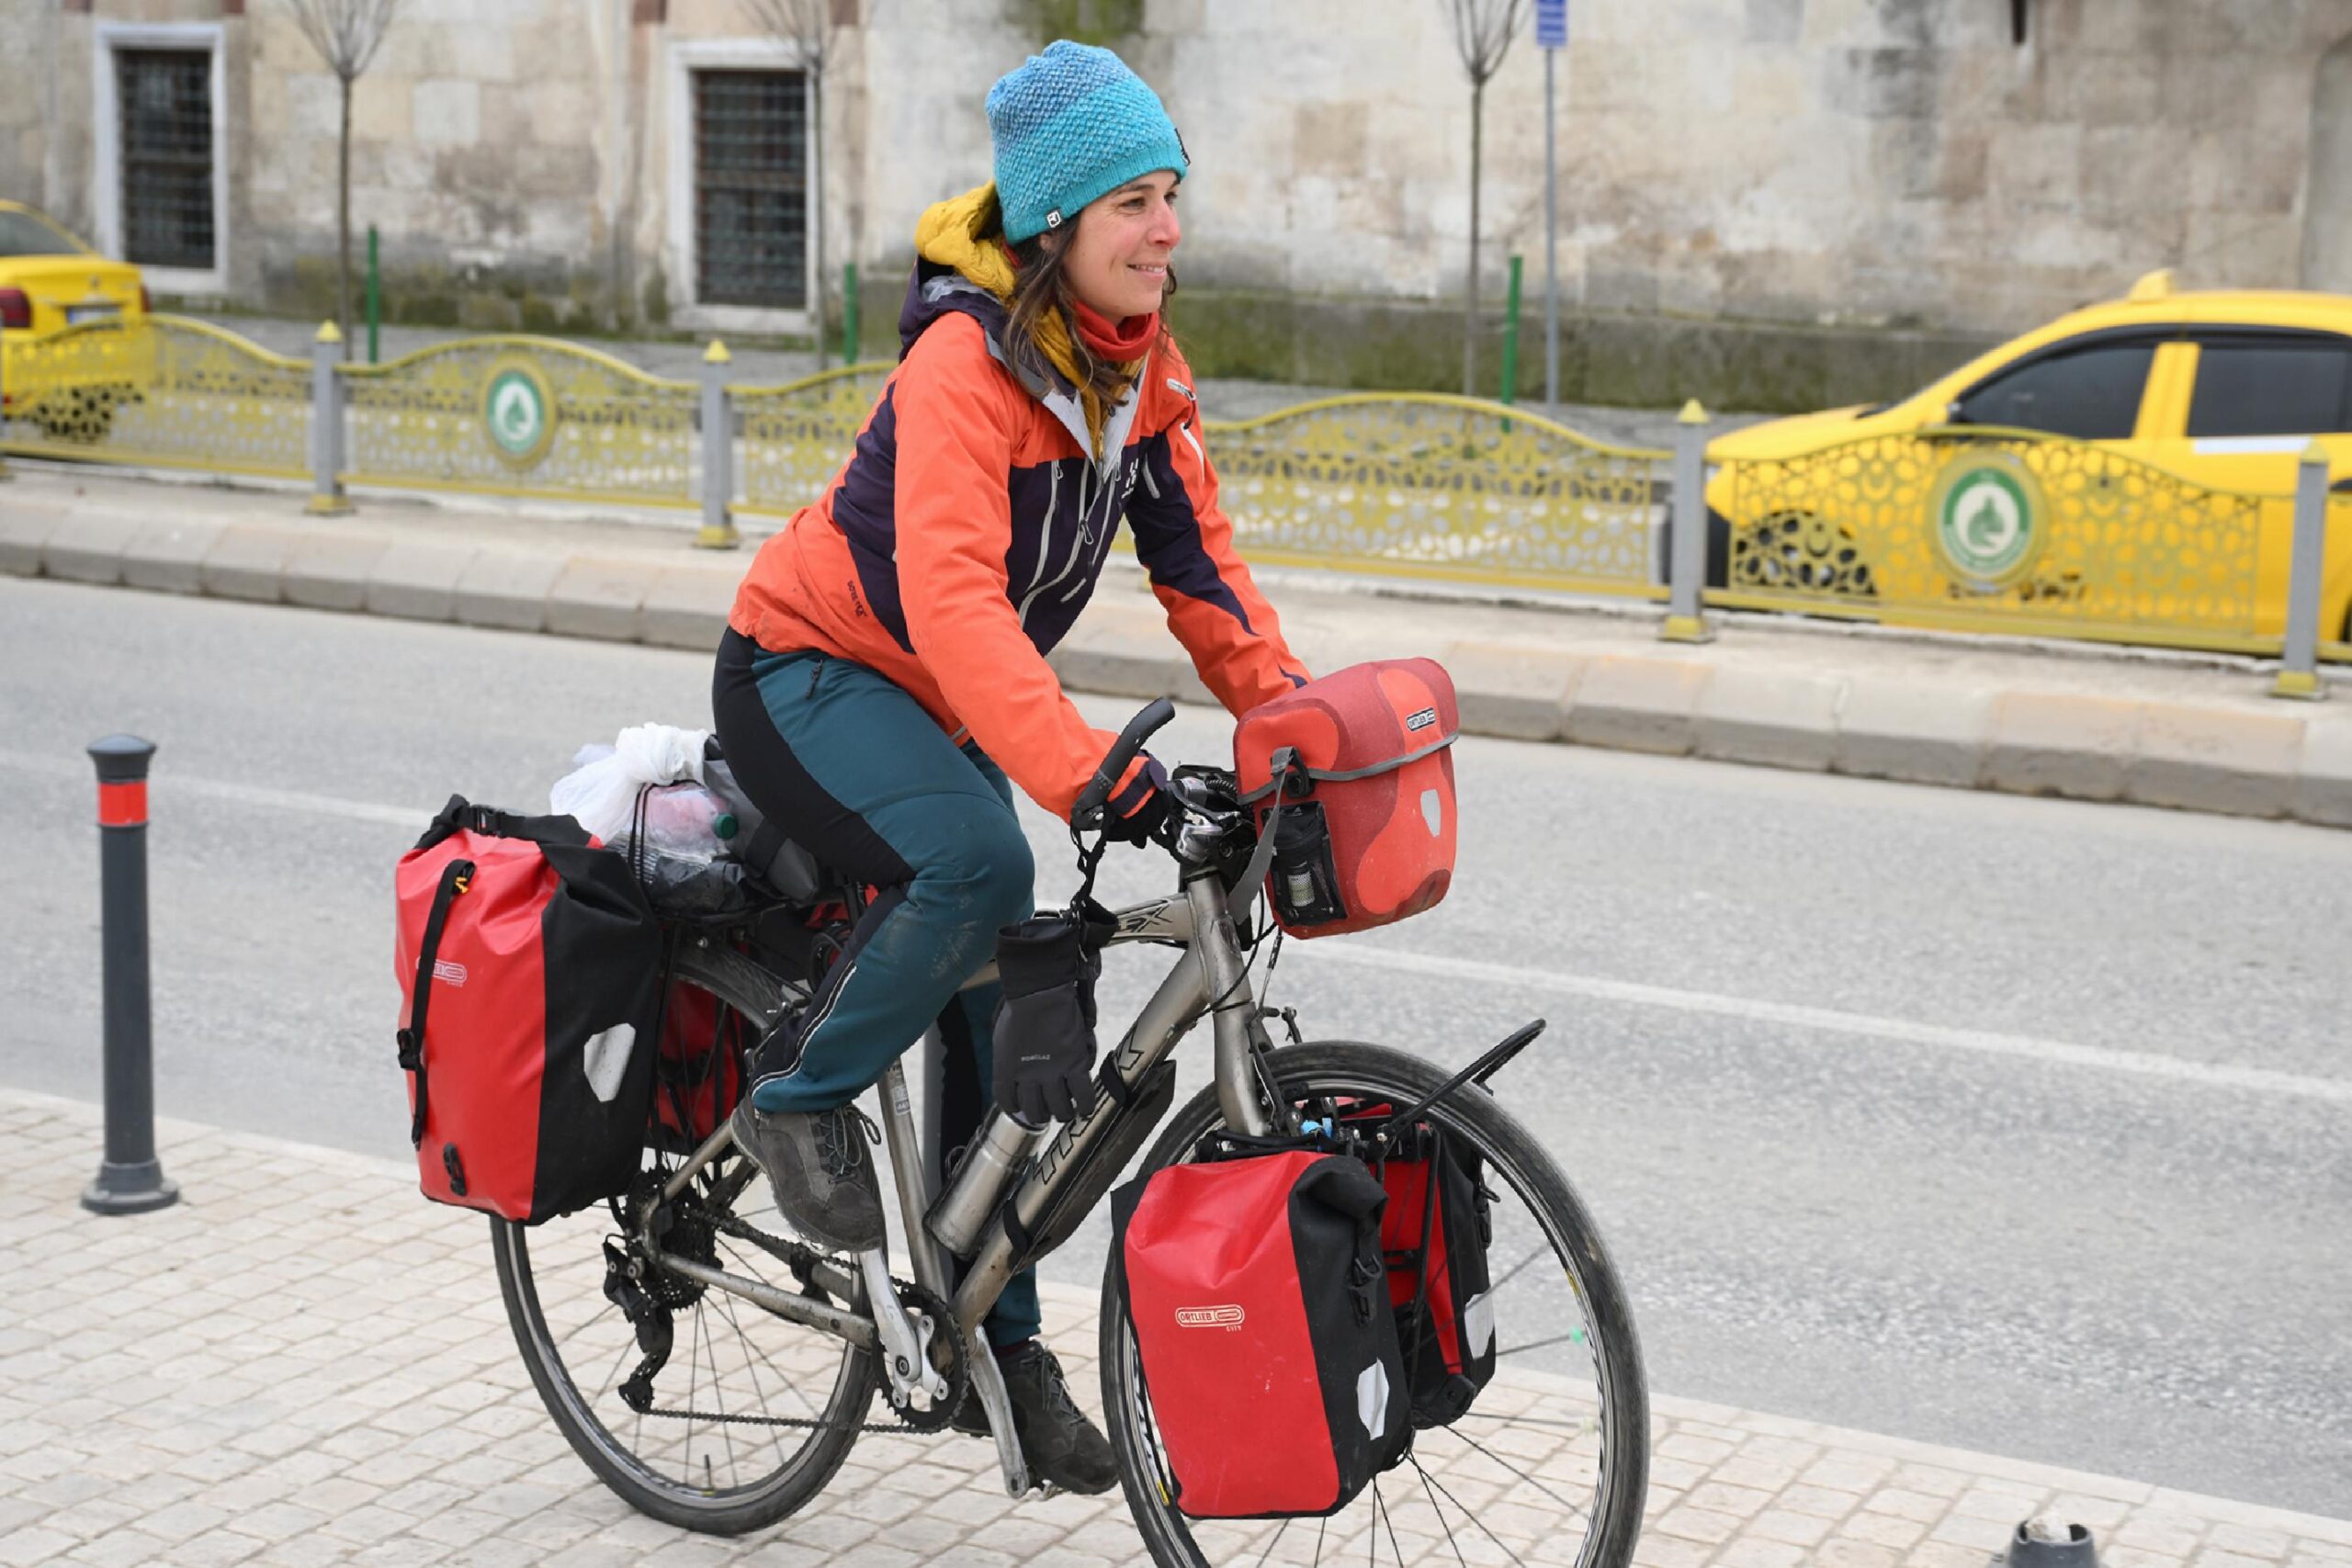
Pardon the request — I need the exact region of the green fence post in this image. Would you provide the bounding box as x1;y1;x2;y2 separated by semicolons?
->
1498;254;1524;410
366;225;380;365
842;262;859;366
697;340;740;550
2273;441;2329;699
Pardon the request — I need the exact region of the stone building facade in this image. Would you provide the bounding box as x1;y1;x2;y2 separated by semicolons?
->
6;0;2351;408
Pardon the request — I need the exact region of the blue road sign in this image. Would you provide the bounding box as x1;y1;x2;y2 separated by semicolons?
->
1536;0;1568;48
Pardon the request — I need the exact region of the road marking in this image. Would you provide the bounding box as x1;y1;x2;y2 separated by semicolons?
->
1309;943;2352;1109
11;746;2343;1108
0;750;424;829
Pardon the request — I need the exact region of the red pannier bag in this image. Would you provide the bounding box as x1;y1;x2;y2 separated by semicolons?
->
1234;660;1459;938
653;977;747;1144
394;796;662;1223
1360;1117;1497;1427
1112;1149;1409;1518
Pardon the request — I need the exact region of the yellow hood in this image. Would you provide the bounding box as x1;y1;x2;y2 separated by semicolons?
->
910;182;1135;456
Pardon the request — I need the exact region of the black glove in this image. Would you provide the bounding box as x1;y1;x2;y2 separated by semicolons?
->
992;914;1102;1126
1101;753;1173;846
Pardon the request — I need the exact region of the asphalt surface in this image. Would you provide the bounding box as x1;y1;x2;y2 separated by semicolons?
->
3;577;2347;1518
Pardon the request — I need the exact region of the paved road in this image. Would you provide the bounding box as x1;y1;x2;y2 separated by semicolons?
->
4;577;2347;1518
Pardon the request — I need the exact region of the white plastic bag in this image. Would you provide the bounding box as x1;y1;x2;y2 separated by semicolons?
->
550;723;711;845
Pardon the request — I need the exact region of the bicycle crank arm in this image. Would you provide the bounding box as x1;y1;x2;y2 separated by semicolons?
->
649;1248;876;1350
956;1305;1031;1498
856;1247;949;1408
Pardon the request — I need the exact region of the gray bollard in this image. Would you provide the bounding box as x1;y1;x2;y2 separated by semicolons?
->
1660;399;1714;643
83;735;179;1216
2007;1517;2098;1566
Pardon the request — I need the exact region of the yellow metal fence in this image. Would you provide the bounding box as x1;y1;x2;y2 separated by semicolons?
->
339;336;700;510
1197;394;1668;597
735;363;892;518
1710;429;2287;656
6;316;2335;667
0;315;311;479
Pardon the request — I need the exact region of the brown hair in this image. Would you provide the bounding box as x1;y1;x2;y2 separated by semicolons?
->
978;189;1176;411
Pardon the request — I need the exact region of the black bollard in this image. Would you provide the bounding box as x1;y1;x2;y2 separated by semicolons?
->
2008;1518;2098;1566
82;735;179;1215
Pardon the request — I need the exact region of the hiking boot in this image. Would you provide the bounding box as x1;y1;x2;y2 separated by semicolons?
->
950;1340;1119;1495
729;1099;885;1254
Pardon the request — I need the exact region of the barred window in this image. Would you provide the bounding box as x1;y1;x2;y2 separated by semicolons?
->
117;49;215;271
694;69;807;310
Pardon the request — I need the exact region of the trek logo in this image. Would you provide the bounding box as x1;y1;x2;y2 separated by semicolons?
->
1175;1304;1246;1330
1405;706;1439;733
431;960;469;987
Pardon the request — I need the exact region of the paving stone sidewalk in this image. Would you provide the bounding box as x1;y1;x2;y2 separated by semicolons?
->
5;1088;2350;1568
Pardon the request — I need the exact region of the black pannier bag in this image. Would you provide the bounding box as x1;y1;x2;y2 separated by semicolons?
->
394;796;663;1223
1113;1148;1409;1518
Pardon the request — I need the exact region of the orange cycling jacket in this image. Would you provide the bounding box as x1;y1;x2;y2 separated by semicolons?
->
728;232;1310;822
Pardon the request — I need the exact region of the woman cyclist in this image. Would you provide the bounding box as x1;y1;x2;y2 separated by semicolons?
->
710;40;1308;1494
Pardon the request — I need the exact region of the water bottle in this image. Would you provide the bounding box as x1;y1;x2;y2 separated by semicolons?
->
636;783;736;863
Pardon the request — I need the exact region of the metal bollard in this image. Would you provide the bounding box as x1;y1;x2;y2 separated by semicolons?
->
305;321;352;516
2272;441;2329;700
697;339;741;549
83;736;179;1216
1660;399;1714;643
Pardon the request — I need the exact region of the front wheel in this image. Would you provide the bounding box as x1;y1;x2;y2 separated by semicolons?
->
1101;1041;1648;1568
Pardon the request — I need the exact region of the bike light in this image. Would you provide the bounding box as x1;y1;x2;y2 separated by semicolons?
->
0;288;30;331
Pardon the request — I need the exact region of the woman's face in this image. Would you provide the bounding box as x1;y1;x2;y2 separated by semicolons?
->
1057;171;1181;321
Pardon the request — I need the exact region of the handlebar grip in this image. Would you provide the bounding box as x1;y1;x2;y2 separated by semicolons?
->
1073;697;1177;825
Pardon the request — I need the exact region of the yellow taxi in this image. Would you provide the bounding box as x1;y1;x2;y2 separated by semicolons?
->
1702;271;2352;649
1;199;150;441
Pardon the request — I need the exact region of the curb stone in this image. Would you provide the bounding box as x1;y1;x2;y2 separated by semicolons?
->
10;485;2352;833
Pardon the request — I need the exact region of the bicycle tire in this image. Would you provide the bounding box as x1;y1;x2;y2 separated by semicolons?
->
492;953;877;1536
1099;1040;1648;1568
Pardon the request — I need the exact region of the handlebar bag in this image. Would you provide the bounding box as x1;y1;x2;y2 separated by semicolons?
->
1234;659;1459;938
1112;1149;1409;1518
394;795;662;1224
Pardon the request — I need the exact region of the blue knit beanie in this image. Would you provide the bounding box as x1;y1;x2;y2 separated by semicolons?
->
987;40;1189;244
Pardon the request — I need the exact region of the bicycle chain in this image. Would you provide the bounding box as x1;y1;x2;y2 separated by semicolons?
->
633;1226;970;1438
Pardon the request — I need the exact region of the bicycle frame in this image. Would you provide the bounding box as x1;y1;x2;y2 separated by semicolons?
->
647;859;1277;1497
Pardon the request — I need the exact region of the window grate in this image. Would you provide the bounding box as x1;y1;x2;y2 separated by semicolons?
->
118;49;215;271
694;69;807;310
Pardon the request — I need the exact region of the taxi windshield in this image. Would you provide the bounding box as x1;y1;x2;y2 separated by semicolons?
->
0;210;87;258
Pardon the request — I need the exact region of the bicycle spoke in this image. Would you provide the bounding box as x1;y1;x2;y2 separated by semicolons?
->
1442;1426;1593;1532
1445;1409;1599;1436
714;1289;797;1471
1253;1517;1292;1568
1493;1328;1584;1360
1408;1454;1470;1568
1373;1478;1404;1566
1484;1243;1552;1295
1418;1464;1532;1568
553;1298;620;1352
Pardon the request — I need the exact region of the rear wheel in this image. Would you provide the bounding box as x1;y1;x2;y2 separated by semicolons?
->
492;952;877;1536
1101;1041;1648;1568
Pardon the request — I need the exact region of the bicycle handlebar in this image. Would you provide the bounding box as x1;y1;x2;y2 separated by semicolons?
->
1072;697;1177;829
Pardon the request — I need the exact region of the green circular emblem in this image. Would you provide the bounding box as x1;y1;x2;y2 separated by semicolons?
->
481;358;557;468
1928;453;2045;592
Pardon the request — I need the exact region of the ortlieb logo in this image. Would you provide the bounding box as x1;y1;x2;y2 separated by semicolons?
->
431;960;468;987
1405;706;1439;733
1175;1304;1245;1329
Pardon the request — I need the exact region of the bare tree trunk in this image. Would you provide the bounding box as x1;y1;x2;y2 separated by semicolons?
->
337;73;354;360
1463;76;1484;397
809;71;829;372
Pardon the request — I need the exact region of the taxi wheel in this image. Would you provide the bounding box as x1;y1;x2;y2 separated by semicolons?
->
1734;511;1878;598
